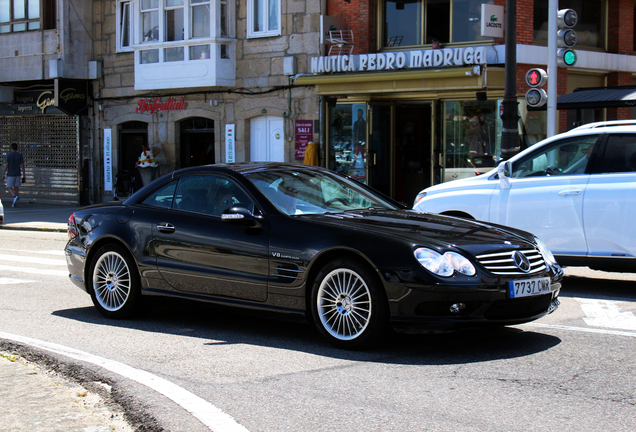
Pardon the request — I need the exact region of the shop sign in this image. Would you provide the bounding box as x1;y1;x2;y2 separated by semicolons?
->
294;120;313;160
104;129;113;191
310;47;486;74
225;124;235;163
481;4;505;38
136;96;188;114
55;79;89;115
11;89;59;115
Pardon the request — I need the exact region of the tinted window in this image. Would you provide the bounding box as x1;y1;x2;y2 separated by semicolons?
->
140;181;177;208
512;135;599;178
592;134;636;174
173;175;254;216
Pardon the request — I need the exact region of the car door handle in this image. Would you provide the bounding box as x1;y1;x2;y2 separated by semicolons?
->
156;222;175;233
558;189;582;196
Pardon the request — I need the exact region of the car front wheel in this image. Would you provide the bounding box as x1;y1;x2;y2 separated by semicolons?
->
310;259;388;349
89;244;142;319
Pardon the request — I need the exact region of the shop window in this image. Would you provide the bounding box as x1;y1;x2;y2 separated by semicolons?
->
0;0;56;33
328;104;368;181
534;0;606;49
442;101;500;183
380;0;493;48
247;0;281;38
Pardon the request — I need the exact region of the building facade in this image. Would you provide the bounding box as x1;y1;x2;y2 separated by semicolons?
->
90;0;320;203
300;0;636;205
0;0;93;204
1;1;635;206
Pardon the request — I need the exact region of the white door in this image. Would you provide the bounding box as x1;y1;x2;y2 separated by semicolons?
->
250;116;284;162
583;133;636;259
489;135;599;257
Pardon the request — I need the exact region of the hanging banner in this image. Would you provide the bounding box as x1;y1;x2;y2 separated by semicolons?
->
104;128;113;191
225;124;235;163
294;120;313;160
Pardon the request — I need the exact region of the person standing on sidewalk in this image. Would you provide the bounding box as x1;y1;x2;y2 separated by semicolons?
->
1;143;26;207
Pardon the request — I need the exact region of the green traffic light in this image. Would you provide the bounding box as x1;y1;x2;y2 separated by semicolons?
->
563;50;577;66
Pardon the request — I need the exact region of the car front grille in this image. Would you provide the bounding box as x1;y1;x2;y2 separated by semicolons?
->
476;249;546;276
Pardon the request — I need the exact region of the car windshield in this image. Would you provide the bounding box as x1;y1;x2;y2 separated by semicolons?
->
245;169;399;215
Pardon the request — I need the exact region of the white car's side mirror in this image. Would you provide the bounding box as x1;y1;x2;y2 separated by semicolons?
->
497;161;511;189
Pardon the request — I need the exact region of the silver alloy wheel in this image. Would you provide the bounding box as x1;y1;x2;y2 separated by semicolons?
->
317;268;372;341
93;251;131;312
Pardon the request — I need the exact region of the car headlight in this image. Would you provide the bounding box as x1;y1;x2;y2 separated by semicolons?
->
535;237;557;266
414;248;476;277
413;191;427;207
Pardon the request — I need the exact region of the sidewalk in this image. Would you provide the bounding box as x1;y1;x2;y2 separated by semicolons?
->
0;198;137;431
0;197;79;232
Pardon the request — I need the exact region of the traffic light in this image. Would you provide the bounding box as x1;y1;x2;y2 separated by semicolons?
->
557;8;577;67
525;68;548;108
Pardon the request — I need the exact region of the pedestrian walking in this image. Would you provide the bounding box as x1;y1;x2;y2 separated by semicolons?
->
1;143;26;207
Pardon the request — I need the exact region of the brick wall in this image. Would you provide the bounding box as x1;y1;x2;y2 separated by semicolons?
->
327;0;375;54
608;0;634;54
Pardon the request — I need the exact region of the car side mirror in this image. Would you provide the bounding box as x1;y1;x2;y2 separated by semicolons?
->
221;207;262;228
497;161;511;189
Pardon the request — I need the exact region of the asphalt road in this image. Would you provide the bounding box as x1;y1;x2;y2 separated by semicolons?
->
1;229;635;432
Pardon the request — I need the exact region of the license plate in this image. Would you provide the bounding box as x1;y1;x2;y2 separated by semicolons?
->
509;277;551;298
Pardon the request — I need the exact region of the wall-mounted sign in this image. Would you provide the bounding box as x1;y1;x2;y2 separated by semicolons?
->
136;96;188;114
55;79;89;115
294;120;313;160
225;124;235;163
481;4;505;38
104;128;113;191
310;47;486;74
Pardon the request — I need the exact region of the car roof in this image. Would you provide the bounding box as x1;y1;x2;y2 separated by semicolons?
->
169;162;328;178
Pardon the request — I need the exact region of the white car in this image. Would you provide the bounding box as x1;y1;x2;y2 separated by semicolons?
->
414;120;636;273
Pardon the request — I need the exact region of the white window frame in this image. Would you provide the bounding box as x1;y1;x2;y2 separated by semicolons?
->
246;0;281;39
116;1;134;52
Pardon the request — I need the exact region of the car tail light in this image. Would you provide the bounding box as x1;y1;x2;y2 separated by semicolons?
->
68;213;78;240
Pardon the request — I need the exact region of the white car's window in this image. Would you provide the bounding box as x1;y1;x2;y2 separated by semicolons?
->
592;134;636;174
512;135;599;178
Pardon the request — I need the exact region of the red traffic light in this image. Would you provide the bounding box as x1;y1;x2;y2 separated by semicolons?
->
525;68;547;87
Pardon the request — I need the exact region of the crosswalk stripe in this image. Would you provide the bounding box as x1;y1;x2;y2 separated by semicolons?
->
0;253;67;266
0;264;68;277
576;298;636;331
0;277;37;285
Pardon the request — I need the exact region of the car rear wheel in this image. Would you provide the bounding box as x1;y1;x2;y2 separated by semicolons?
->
310;259;389;349
89;244;142;319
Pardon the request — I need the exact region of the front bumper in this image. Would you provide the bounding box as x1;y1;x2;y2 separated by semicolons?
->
385;275;561;334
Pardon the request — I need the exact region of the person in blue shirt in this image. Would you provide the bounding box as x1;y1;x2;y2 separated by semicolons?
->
1;143;26;207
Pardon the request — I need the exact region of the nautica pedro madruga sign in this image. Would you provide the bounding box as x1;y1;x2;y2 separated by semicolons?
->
310;47;487;74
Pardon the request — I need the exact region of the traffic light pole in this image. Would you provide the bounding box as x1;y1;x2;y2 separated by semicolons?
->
547;0;557;137
501;0;519;158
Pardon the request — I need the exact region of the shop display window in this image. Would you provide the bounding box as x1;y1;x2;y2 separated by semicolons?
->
328;103;368;182
442;100;501;182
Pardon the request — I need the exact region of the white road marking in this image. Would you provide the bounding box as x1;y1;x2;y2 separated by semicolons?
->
575;298;636;331
0;332;250;432
2;248;66;256
0;277;37;285
0;264;68;277
0;253;66;266
523;322;636;338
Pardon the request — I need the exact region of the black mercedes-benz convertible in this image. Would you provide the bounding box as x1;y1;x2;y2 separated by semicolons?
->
66;163;561;349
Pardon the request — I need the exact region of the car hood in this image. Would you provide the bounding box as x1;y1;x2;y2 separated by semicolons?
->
300;209;535;253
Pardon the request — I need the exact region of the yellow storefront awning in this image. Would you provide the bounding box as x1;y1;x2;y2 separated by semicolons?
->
295;67;506;98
